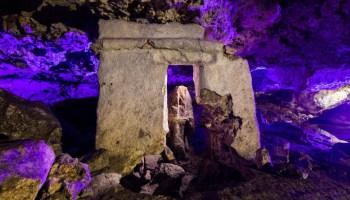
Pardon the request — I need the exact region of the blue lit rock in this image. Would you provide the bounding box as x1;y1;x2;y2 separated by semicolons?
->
0;140;55;200
40;154;91;200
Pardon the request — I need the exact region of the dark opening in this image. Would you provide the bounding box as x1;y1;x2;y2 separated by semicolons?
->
51;97;98;157
166;65;207;159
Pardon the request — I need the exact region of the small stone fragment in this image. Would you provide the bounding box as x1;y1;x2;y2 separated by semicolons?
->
255;148;273;169
143;155;162;171
81;173;122;199
41;154;91;200
161;146;176;162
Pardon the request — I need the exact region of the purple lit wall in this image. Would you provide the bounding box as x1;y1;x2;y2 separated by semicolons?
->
0;30;99;104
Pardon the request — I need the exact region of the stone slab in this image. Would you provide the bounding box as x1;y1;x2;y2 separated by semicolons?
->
97;50;167;175
98;19;205;39
93;39;224;54
201;55;260;160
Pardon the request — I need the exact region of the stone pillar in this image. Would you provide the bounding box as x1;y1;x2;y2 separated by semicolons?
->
95;20;260;174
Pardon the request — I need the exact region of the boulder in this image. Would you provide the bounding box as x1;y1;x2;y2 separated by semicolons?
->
276;151;313;180
0;89;62;154
0;140;55;200
40;154;91;200
140;163;186;197
143;155;162;171
81;173;122;199
179;174;195;197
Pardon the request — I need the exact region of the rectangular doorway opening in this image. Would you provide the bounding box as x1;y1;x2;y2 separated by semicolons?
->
165;65;203;160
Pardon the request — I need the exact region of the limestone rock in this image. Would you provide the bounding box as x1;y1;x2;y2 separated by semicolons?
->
0;140;55;200
41;154;91;200
156;163;185;179
140;163;186;197
98;19;204;39
0;89;62;154
81;173;122;199
255;148;273;169
143;155;162;171
80;149;109;173
161;146;176;162
195;89;241;163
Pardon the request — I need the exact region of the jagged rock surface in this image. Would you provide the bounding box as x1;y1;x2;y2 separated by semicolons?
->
0;89;62;153
40;154;91;200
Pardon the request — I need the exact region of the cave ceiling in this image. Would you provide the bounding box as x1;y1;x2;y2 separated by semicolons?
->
0;0;349;103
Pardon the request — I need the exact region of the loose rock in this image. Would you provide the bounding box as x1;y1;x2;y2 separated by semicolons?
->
40;154;91;200
0;140;55;200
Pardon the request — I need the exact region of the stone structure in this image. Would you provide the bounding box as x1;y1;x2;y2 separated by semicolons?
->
95;20;260;174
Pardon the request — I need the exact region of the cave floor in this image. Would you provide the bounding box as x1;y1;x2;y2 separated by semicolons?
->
80;169;350;200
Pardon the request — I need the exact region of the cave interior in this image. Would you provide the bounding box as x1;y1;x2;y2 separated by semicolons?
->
1;0;350;199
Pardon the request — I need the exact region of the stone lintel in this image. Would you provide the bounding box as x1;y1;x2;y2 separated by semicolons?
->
93;38;224;53
98;19;205;39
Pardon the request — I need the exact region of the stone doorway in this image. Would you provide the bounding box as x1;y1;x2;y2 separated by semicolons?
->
166;65;197;160
96;20;260;174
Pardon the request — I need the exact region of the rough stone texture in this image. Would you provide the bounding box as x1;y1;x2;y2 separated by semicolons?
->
80;149;110;173
97;49;167;175
81;173;122;199
40;154;91;200
0;30;99;104
143;155;162;171
195;89;242;163
97;20;260;174
140;163;186;197
200;54;260;160
161;146;176;162
255;148;272;169
0;89;62;154
99;19;204;39
0;140;55;200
